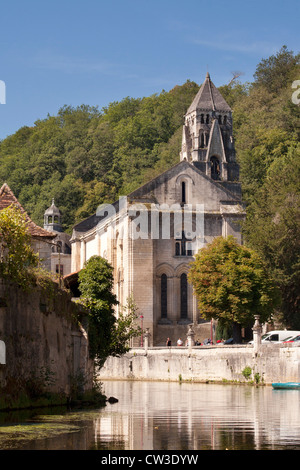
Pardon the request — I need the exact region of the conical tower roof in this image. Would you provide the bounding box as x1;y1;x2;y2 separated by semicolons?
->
186;72;231;113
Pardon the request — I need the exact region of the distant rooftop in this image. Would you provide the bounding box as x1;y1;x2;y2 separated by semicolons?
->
0;183;56;239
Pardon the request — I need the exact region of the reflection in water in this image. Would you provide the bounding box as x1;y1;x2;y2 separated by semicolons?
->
0;381;300;450
96;381;300;450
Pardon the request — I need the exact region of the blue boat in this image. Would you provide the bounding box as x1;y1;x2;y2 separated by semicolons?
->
272;382;300;390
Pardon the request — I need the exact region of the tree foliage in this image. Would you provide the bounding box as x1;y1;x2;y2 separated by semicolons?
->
243;145;300;327
232;46;300;327
0;82;198;232
189;237;280;340
78;255;141;367
0;205;38;288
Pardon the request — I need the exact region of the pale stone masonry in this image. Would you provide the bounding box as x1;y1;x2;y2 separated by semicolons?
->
70;74;245;345
99;344;300;385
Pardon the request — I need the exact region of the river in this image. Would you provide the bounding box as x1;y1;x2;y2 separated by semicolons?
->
0;380;300;450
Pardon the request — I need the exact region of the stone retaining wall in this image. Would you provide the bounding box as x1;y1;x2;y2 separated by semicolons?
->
0;280;94;396
98;344;300;385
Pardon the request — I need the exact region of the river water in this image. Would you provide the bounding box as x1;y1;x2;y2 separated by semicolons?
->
0;380;300;451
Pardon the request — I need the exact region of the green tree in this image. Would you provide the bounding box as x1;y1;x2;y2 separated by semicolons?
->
243;145;300;328
253;45;300;94
78;255;140;367
188;236;279;342
0;205;38;288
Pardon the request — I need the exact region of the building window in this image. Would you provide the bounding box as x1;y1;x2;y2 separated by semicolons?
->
186;242;193;256
199;132;204;148
161;274;167;319
205;132;209;146
56;264;63;276
181;181;186;204
210;156;221;180
175;232;193;256
180;273;188;319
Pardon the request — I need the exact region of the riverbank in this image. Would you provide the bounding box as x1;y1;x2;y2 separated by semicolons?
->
98;344;300;385
0;385;107;412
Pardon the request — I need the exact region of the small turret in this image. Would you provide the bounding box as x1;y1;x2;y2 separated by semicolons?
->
44;198;63;233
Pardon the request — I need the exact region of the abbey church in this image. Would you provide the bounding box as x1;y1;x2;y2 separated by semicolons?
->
70;73;245;345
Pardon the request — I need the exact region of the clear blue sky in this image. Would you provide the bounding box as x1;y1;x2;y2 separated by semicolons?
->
0;0;299;140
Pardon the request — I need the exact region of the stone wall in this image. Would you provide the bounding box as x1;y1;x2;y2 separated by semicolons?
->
0;280;94;397
98;344;300;385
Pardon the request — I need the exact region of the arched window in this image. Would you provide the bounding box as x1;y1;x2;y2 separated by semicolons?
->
210;156;221;180
223;115;227;125
180;273;188;319
205;132;209;146
206;114;210;124
181;181;186;204
200;114;204;124
161;274;168;319
199;132;205;148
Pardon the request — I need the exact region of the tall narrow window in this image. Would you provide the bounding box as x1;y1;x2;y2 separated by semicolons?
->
181;181;186;204
186;242;193;256
56;264;63;276
180;273;188;319
205;132;209;146
200;132;205;148
175;231;193;257
210;156;221;180
161;274;167;319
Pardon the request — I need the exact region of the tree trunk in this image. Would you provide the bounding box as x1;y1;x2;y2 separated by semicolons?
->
232;322;242;344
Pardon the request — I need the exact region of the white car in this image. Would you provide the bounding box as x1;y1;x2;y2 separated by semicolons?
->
283;334;300;346
249;330;300;344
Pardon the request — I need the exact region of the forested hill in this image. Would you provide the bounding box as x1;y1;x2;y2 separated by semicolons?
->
0;45;299;327
0;79;200;231
0;46;298;234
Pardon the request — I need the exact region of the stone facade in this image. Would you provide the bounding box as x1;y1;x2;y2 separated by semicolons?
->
70;75;245;346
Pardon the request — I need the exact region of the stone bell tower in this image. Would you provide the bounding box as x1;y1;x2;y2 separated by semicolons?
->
180;73;240;186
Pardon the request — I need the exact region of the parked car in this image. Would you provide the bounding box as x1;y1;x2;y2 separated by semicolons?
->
284;335;300;347
248;330;300;344
283;334;300;344
223;338;233;345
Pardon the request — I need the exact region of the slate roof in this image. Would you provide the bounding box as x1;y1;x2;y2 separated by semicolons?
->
187;72;232;113
0;183;56;239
